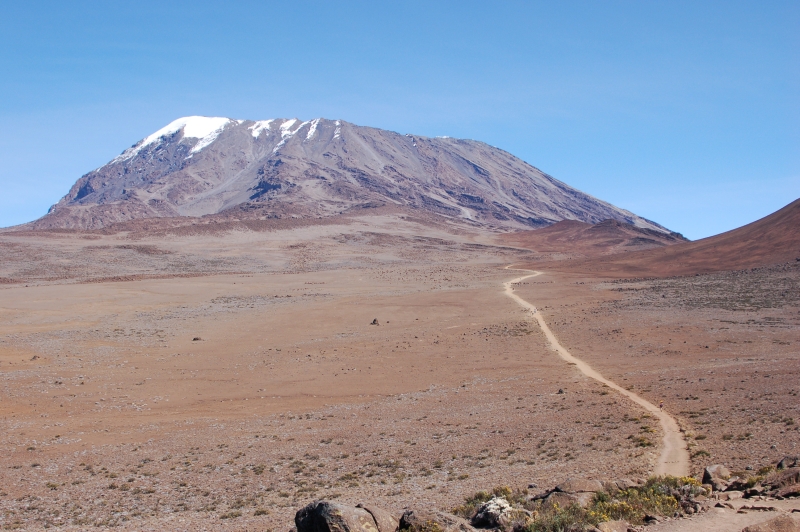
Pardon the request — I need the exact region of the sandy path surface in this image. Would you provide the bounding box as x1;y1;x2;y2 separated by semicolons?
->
503;268;690;477
649;500;800;532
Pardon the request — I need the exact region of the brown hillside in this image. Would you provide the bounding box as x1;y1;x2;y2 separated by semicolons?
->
525;198;800;277
499;218;687;257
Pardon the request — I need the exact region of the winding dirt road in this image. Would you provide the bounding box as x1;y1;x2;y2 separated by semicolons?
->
504;268;690;477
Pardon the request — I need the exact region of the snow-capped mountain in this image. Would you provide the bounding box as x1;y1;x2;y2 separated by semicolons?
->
31;116;668;232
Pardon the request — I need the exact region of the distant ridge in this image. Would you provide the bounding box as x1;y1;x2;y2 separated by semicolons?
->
500;218;688;257
530;198;800;276
21;116;669;232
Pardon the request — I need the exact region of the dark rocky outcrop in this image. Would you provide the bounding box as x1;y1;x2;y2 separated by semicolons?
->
296;501;398;532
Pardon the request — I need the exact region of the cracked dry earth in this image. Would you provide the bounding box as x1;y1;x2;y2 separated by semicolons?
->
0;214;797;531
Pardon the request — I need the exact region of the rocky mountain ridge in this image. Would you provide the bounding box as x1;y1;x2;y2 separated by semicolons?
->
28;116;669;232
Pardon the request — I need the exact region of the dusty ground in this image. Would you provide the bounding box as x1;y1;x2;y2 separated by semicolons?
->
0;213;797;530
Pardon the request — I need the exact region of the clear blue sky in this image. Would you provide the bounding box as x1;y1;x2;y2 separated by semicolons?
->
1;1;797;239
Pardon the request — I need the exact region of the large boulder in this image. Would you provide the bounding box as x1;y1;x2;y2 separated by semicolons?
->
358;504;399;532
741;514;800;532
703;464;732;491
297;501;397;532
399;509;476;532
471;497;513;529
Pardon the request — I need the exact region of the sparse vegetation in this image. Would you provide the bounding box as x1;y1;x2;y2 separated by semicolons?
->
455;476;704;531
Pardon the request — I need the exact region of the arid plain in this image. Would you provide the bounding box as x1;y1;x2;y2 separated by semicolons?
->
0;207;798;531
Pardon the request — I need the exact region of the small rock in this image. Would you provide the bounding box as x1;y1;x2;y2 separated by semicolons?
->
370;319;380;325
778;457;800;470
745;487;765;498
719;491;744;501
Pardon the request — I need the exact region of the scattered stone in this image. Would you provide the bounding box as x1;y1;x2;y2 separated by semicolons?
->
192;337;201;341
370;318;380;325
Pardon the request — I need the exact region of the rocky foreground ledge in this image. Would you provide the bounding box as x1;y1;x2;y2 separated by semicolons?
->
294;458;800;532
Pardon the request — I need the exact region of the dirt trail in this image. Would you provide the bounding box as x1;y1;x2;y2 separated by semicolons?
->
503;268;690;477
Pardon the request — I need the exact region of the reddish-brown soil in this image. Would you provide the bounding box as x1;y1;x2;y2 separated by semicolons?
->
499;218;687;258
0;207;797;531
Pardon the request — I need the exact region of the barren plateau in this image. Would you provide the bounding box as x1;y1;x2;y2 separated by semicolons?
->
0;206;798;531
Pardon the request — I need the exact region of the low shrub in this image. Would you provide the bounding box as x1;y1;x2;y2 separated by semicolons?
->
455;476;703;532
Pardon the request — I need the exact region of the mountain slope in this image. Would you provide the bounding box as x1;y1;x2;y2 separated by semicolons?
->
500;218;688;257
29;116;668;232
530;198;800;276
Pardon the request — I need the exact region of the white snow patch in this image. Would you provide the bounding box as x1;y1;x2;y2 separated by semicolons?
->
249;120;274;138
305;118;320;140
114;116;233;162
280;118;299;137
333;120;341;139
272;119;306;153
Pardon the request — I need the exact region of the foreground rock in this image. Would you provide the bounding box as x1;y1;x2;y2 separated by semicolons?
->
400;509;476;532
596;520;631;532
703;464;733;492
741;514;800;532
470;497;515;529
296;501;399;532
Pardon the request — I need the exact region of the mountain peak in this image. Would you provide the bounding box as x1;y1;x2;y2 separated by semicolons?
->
113;116;236;163
29;117;670;233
